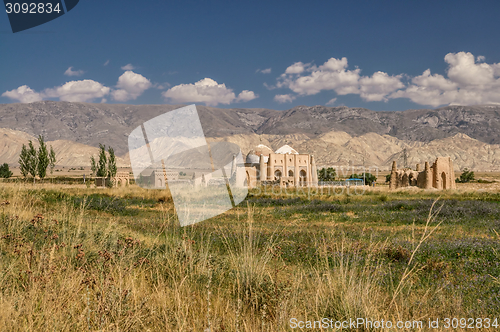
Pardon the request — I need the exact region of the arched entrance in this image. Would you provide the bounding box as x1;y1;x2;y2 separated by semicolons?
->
288;170;294;177
274;169;282;181
245;171;250;187
299;169;307;186
441;172;447;189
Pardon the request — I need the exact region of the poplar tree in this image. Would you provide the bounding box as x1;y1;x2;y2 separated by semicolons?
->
107;147;117;178
27;141;38;183
19;144;29;178
49;146;56;176
96;144;107;177
37;135;49;180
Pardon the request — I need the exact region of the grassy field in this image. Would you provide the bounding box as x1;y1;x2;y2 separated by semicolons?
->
0;182;499;331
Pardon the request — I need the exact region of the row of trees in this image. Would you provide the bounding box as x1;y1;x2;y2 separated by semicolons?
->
90;144;117;178
18;135;56;183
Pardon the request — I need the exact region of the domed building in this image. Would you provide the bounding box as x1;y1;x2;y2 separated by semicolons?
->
245;151;260;164
243;144;318;188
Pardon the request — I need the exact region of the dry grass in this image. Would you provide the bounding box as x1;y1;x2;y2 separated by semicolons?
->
0;183;496;331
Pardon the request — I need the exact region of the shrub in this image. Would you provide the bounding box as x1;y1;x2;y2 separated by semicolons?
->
317;167;336;181
0;163;13;178
456;168;475;183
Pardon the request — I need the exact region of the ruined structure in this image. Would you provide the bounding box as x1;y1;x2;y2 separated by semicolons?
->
389;157;456;190
95;171;130;188
114;172;130;187
243;144;318;188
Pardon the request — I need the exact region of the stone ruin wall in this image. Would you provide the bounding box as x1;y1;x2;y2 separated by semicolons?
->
389;157;456;190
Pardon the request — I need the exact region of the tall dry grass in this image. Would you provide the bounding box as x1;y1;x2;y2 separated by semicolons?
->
0;184;473;331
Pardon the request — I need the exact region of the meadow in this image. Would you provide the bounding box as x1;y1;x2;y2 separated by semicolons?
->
0;181;499;331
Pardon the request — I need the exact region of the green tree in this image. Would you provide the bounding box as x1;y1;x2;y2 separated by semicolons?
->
90;155;97;176
385;174;391;183
456;168;475;183
37;135;49;180
107;146;117;178
49;146;56;176
317;167;336;182
349;173;377;186
27;141;38;183
19;144;29;178
96;144;107;177
0;163;12;178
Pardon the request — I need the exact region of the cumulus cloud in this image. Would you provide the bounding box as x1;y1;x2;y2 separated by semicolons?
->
121;63;136;71
326;98;337;106
284;62;308;74
276;57;364;96
44;80;110;102
274;52;500;107
111;71;152;102
64;66;85;77
236;90;258;102
2;85;43;103
274;94;296;103
358;71;405;102
389;52;500;107
256;68;272;74
162;78;257;106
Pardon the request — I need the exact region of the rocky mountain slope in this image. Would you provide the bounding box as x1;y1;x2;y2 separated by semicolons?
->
1;101;500;171
0;128;129;167
2;101;500;155
211;132;500;171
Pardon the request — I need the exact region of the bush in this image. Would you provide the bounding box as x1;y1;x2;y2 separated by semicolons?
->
0;163;13;178
317;167;336;181
456;168;475;183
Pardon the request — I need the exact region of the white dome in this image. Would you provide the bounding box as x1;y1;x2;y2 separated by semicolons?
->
275;144;299;154
246;153;260;164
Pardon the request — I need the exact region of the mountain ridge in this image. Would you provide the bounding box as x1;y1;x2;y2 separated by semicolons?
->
1;101;500;171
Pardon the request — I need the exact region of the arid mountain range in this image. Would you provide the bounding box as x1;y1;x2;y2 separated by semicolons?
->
1;101;500;170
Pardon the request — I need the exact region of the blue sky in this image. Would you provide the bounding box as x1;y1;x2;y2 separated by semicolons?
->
2;0;500;111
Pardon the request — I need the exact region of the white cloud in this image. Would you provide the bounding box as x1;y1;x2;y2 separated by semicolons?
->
274;94;296;103
410;69;457;91
277;57;363;96
121;63;136;71
326;98;337;106
284;62;307;74
155;82;171;90
257;68;272;74
236;90;258;102
44;80;110;102
64;66;85;77
162;78;257;106
444;52;494;85
389;52;500;107
358;71;404;102
2;85;43;103
275;52;500;107
104;60;110;66
263;82;276;90
111;71;152;102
